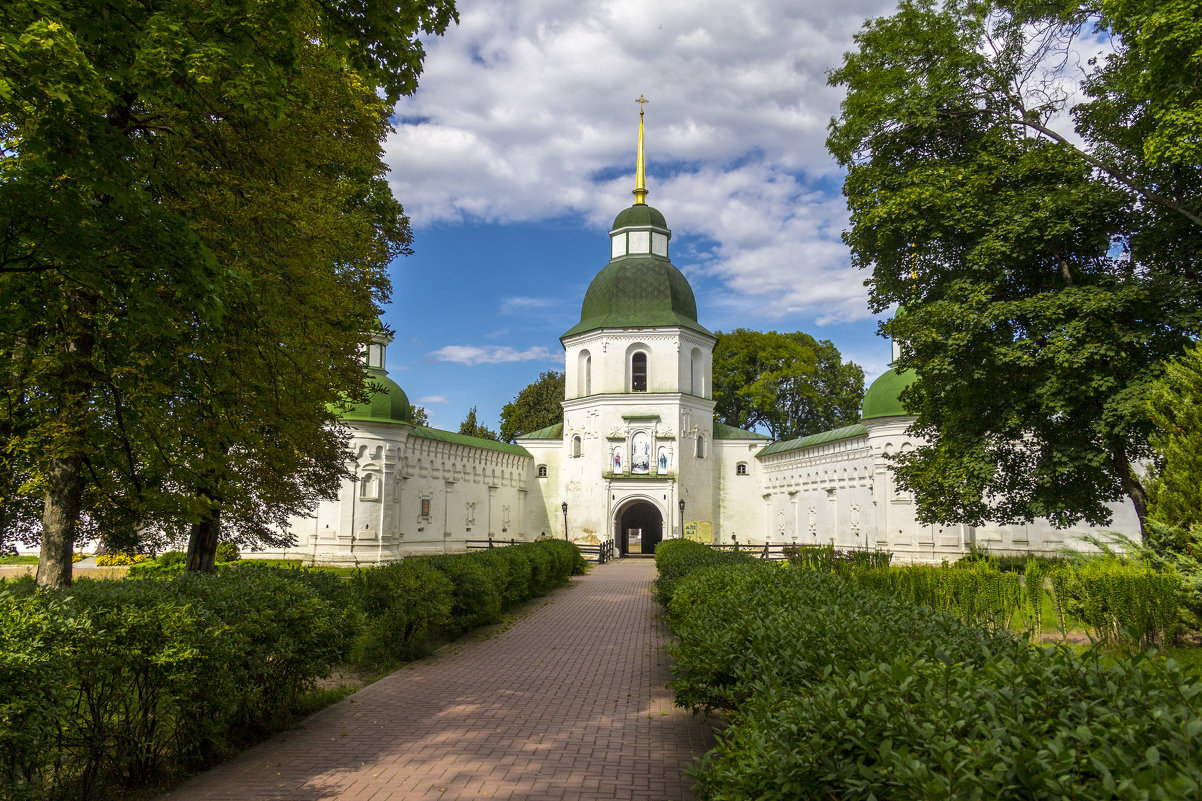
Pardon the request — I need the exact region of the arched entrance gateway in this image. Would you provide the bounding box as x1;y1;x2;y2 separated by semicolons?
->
616;501;663;556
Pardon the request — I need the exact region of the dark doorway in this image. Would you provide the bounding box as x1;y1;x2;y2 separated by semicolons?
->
618;502;663;556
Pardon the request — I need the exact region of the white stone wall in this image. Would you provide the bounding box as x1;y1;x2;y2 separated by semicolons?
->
254;422;534;565
714;439;768;545
757;434;876;549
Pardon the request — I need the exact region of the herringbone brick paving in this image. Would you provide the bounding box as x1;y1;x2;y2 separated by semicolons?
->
159;558;713;800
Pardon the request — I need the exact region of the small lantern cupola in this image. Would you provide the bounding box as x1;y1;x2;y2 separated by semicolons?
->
365;322;391;373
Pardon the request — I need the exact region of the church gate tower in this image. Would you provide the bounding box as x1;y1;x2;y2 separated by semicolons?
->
553;99;718;554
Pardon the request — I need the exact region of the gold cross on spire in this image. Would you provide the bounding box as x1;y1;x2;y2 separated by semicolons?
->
633;95;649;205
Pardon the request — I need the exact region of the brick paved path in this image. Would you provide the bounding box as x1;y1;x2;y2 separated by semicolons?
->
160;559;713;801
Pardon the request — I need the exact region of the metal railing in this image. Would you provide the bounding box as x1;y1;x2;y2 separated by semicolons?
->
465;537;518;551
704;538;889;561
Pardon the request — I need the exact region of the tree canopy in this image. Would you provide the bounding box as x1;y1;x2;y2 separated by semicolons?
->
1146;342;1202;532
827;0;1201;534
0;0;456;583
499;371;565;442
712;330;864;440
459;407;500;441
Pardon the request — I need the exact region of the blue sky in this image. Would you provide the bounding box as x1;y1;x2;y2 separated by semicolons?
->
379;0;906;434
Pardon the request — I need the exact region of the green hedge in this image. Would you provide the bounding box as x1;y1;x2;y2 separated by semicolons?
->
0;569;348;801
1;540;587;800
653;538;754;607
661;562;1202;801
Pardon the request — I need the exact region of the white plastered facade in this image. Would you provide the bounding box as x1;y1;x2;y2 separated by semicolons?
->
256;198;1141;565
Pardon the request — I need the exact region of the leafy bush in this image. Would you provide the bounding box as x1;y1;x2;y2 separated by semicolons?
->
654;539;754;606
698;647;1202;801
0;567;346;800
127;550;186;577
428;553;503;637
669;566;1008;713
351;559;454;668
854;562;1025;633
665;561;1202;801
214;543;241;563
94;553;150;566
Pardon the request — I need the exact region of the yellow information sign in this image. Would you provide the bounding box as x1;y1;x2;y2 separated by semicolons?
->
683;521;713;544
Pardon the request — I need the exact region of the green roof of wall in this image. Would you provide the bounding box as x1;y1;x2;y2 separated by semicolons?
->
612;204;667;229
515;422;563;440
409;426;531;456
340;373;413;424
713;421;771;440
562;256;711;339
757;423;868;457
861;368;918;420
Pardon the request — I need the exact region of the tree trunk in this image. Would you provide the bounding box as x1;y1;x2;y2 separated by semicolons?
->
36;455;84;588
1114;448;1149;540
185;506;220;572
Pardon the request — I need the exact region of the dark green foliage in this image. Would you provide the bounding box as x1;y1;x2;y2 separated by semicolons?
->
827;0;1202;532
668;565;1005;713
711;329;864;440
351;559;454;667
663;561;1202;800
0;567;346;800
698;649;1202;801
499;370;565;442
427;553;503;637
214;543;241;563
653;539;754;607
1;541;583;799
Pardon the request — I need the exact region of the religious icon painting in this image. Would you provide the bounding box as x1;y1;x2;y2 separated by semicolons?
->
657;446;668;473
632;432;651;474
613;447;623;474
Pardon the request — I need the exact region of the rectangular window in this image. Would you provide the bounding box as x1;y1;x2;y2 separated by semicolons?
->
420;498;431;518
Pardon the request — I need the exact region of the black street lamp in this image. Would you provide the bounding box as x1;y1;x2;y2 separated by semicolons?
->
678;499;685;539
561;501;568;541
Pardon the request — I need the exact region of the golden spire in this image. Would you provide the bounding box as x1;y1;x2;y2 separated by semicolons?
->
633;95;649;205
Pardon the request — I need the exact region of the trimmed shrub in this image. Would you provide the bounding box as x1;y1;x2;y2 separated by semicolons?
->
94;553;150;566
654;539;754;606
351;559;454;667
697;646;1202;801
0;567;346;800
428;553;504;637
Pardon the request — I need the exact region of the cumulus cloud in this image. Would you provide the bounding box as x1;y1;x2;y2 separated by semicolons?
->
428;345;558;365
386;0;899;323
415;395;449;404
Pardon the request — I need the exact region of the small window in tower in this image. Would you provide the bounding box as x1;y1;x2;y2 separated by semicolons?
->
631;352;647;392
736;462;748;476
696;435;707;458
537;464;548;478
571;435;582;458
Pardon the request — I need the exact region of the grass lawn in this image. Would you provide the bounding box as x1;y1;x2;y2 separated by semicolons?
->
0;554;38;564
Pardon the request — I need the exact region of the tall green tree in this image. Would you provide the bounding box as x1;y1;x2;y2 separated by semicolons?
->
499;370;565;442
459;407;499;441
827;0;1201;535
712;330;864;440
1146;341;1202;531
0;0;456;584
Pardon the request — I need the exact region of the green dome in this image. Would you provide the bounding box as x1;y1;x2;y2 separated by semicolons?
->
341;373;412;424
612;204;667;230
562;256;711;338
861;368;918;420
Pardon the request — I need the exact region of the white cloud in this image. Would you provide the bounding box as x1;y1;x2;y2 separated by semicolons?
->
386;0;899;322
427;344;558;365
499;296;559;314
415;395;449;404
